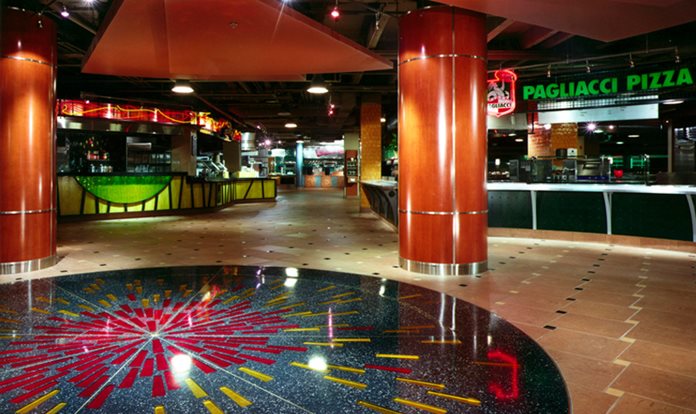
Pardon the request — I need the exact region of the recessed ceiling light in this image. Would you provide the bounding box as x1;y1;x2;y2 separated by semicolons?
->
616;141;624;145
307;85;328;94
514;138;524;142
171;80;193;94
628;134;640;138
508;132;517;137
664;99;684;105
278;111;291;116
285;122;298;129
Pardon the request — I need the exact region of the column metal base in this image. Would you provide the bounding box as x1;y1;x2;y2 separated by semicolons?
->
399;257;487;276
0;255;57;275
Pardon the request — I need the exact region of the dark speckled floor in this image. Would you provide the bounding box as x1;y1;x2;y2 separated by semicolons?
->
0;265;569;413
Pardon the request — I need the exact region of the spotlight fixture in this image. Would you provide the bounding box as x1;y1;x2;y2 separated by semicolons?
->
585;59;591;73
60;3;69;17
675;47;681;64
307;76;328;94
586;122;597;132
380;117;386;123
171;80;194;94
629;53;635;68
330;0;340;20
546;64;551;78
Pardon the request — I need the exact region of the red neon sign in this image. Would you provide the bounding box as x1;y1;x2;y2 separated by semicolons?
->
57;99;242;140
487;69;518;117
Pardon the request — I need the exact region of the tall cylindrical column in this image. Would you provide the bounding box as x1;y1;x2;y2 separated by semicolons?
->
0;8;57;274
398;6;487;275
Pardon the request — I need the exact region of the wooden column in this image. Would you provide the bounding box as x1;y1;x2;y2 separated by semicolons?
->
0;8;57;274
398;6;487;275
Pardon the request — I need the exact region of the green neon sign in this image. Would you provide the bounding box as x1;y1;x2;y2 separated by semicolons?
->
522;67;693;100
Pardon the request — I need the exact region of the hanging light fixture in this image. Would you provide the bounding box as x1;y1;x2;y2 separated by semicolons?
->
675;47;681;64
330;0;340;20
60;3;70;17
307;75;329;94
629;53;635;68
171;80;194;94
546;64;552;78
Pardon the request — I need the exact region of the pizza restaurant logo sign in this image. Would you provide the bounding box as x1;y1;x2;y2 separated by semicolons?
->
522;67;694;100
487;69;518;117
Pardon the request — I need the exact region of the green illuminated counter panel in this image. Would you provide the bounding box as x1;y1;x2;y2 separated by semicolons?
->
57;173;276;218
488;183;696;242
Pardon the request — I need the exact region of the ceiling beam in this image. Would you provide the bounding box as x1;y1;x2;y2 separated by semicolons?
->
538;32;575;48
520;26;559;49
487;19;515;43
367;13;391;49
488;50;558;61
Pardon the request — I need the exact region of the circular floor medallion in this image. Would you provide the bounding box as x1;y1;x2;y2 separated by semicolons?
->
0;266;569;413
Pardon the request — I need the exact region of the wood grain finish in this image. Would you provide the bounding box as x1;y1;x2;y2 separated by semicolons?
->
0;214;56;262
0;9;56;264
398;6;487;269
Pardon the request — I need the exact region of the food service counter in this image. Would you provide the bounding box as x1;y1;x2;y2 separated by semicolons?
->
303;173;345;188
360;181;398;226
362;181;696;243
57;173;276;218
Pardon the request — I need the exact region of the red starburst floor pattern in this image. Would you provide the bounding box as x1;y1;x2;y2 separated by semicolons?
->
0;266;569;414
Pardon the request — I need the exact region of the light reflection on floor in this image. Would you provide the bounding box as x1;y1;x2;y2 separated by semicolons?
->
0;266;568;413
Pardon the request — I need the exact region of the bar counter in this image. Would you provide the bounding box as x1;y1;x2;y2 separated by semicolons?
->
58;173;276;219
362;181;696;244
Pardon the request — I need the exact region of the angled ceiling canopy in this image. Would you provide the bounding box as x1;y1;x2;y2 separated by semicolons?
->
438;0;696;42
82;0;393;80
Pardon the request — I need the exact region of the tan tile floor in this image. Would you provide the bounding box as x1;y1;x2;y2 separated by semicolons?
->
4;189;696;413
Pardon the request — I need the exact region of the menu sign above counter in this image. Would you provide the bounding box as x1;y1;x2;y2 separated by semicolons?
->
522;67;694;100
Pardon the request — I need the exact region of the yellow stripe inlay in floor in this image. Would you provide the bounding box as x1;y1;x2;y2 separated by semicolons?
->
323;375;367;389
357;400;404;414
184;378;208;398
16;389;60;414
220;386;252;407
238;367;273;382
394;397;447;414
396;377;445;389
427;391;481;406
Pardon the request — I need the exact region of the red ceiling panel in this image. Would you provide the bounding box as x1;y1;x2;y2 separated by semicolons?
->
438;0;696;42
82;0;392;80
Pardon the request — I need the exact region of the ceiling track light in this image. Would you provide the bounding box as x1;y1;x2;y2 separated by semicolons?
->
330;0;340;20
171;80;194;94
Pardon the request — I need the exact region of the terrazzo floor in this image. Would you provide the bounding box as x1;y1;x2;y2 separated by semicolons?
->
4;189;696;413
